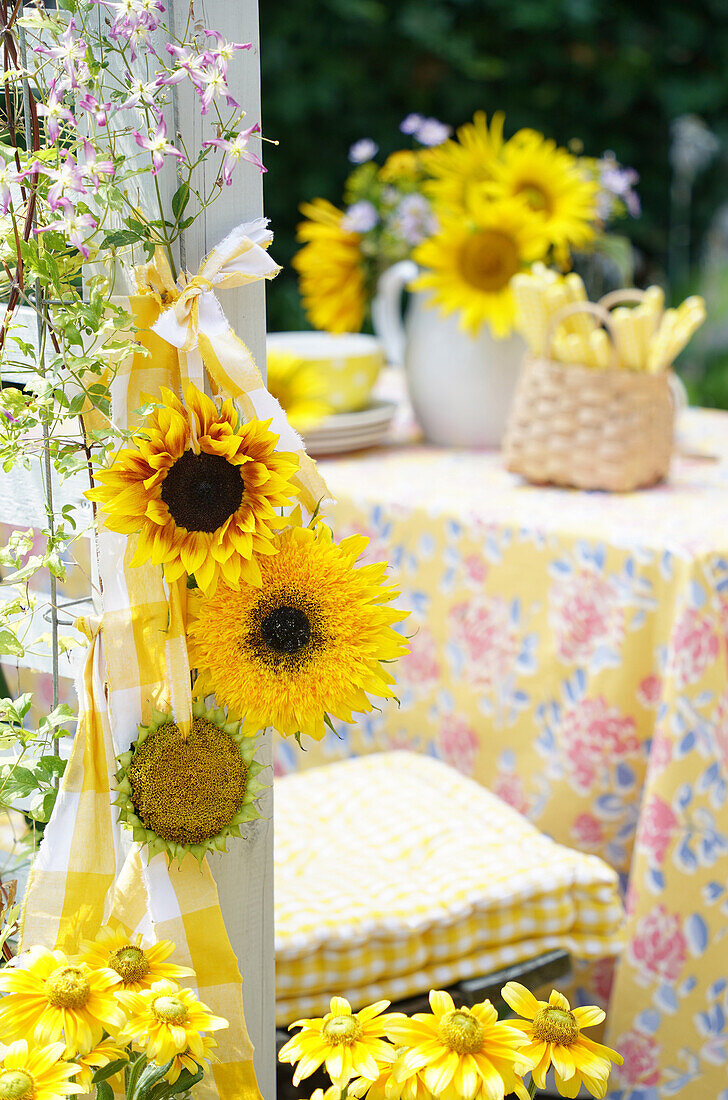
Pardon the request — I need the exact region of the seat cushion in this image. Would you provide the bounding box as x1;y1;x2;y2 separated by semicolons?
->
274;751;624;1024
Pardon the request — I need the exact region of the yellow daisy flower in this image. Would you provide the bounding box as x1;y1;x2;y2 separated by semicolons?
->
483;130;597;261
115;978;228;1065
278;996;398;1089
292;199;367;334
379;151;423;185
187;523;409;740
0;947;126;1057
75;924;194;991
113;700;265;864
359;1055;433;1100
422;111;506;211
414;195;548;337
501;983;622;1099
385;990;533;1100
165;1034;218;1085
85;384;299;593
266;350;333;432
0;1040;82;1100
72;1037;127;1094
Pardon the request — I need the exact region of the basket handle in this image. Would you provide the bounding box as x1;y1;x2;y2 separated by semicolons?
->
598;288;647;312
545;300;619;371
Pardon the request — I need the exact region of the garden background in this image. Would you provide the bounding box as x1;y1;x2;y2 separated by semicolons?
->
259;0;728;407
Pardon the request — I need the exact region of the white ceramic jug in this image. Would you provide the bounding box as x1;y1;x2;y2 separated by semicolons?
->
372;260;526;447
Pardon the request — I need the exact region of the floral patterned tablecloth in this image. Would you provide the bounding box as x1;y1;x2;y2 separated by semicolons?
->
273;406;728;1100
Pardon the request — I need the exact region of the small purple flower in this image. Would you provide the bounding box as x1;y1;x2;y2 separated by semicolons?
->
341;200;379;233
79;141;114;189
203;124;265;183
348;138;378;164
197;64;239;115
33;151;90;212
400;113;424;136
598;153;641;220
133;117;185;175
118;76;164;111
37;211;97;259
34;18;90;89
390;193;438;246
36;84;76;144
414;117;452;146
77;92;112;129
200;29;252;74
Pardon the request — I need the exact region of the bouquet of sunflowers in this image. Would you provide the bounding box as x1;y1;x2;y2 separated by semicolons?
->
279;987;623;1100
293;113;640;339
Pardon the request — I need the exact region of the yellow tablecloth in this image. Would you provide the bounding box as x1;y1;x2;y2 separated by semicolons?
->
274;407;728;1100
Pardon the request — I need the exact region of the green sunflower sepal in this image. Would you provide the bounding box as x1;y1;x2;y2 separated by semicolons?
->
114;699;266;867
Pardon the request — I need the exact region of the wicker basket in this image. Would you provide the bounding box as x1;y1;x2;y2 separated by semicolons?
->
502;296;675;492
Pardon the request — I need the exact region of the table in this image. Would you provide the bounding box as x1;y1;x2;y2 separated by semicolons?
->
273;406;728;1100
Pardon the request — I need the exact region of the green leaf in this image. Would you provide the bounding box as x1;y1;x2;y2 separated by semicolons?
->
95;1080;114;1100
171;182;190;221
91;1059;128;1085
133;1059;173;1099
148;1067;204;1100
0;630;24;658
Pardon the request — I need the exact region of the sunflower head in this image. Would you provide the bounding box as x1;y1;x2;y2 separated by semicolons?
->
292;199;367;333
0;1041;82;1100
414;195;548;337
278;996;398;1089
114;700;265;865
86;384;300;594
501;983;622;1098
422;111;506;212
187;523;409;741
75;924;195;991
483;130;598;260
115;978;228;1067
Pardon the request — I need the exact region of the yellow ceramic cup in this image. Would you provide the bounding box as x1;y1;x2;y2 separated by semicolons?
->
266;331;385;414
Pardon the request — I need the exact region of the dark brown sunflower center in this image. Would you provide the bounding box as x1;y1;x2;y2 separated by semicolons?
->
458;229;520;293
108;945;150;984
161;450;244;533
260;606;311;654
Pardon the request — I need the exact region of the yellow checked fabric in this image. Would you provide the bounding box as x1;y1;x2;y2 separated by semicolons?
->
19;226;323;1100
274;752;624;1024
273;406;728;1100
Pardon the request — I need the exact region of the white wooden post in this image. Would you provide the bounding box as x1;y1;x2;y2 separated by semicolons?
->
161;2;275;1095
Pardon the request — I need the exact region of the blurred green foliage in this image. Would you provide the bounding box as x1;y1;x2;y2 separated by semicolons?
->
260;0;728;396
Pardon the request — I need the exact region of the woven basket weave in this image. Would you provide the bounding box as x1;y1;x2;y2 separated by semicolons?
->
502;297;675;492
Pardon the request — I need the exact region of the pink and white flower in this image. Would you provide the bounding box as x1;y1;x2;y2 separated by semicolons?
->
448;595;519;690
560;696;640;794
492;771;529;816
668;607;720;689
37;211;97;259
203;125;265;183
36;85;76;145
34;18;90;89
637;673;663;708
549;568;624;664
200;29;252;73
571;812;604;850
32;152;89;212
133;118;185;175
0;162;25;216
399;627;440;692
613;1030;661;1089
637;795;678;866
627;905;688;984
437;715;479;775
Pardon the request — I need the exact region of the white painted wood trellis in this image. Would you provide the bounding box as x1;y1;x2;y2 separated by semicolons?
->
0;0;276;1095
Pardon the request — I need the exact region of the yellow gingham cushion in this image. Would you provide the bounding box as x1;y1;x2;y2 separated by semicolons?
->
274;752;624;1024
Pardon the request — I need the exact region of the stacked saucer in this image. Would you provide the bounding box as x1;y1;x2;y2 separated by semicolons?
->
302;401;397;457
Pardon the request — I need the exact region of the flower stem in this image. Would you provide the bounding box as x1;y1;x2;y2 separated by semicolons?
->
527;1077;538;1098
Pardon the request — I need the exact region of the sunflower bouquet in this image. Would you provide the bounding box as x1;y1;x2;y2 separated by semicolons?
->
0;928;228;1100
279;988;622;1100
293;113;640;338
